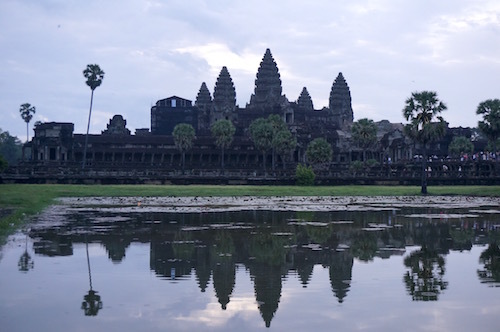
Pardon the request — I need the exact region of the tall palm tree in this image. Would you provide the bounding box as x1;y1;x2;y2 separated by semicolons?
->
476;99;500;163
273;129;297;169
403;91;447;194
19;103;36;142
173;123;196;174
249;117;274;174
351;118;377;162
82;64;105;169
210;119;235;173
267;114;287;171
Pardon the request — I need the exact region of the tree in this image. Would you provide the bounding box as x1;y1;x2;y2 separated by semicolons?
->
273;128;297;169
295;164;315;186
351;118;377;161
82;64;105;169
448;136;474;157
249;117;274;174
19;103;36;142
306;138;332;168
0;155;7;173
403;91;447;194
210;119;235;172
476;99;500;160
0;128;22;166
173;123;196;174
267;114;288;170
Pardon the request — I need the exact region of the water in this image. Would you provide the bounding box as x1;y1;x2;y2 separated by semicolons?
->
1;197;499;331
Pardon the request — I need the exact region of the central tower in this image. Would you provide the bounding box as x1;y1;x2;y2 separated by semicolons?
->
248;49;284;110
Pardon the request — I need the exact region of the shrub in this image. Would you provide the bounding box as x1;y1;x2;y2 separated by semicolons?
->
350;160;364;171
365;159;380;168
295;164;315;186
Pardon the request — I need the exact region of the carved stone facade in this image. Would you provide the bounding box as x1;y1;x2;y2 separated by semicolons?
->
102;115;130;136
24;48;465;174
151;96;196;135
31;122;74;162
212;66;237;124
329;72;353;130
248;48;285;110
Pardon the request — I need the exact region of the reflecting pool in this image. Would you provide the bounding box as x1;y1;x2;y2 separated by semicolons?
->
1;196;500;331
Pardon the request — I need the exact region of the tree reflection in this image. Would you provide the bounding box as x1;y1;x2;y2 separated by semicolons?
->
477;242;500;286
350;231;378;262
24;206;500;324
249;231;290;265
450;227;473;251
304;223;333;245
18;234;34;272
403;246;448;301
172;231;196;261
82;238;102;316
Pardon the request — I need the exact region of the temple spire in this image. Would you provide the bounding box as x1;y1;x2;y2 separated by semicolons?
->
329;72;353;128
212;66;236;122
196;82;212;131
297;87;314;111
248;48;283;109
195;82;212;109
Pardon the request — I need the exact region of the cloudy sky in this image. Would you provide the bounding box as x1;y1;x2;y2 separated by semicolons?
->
1;0;499;141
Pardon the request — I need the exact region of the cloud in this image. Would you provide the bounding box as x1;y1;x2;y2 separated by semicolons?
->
0;0;498;139
175;43;262;76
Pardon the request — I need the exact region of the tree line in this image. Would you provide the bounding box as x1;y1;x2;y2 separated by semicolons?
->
172;91;499;192
4;61;500;193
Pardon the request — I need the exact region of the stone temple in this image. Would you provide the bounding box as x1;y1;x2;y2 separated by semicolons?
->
20;47;482;182
150;48;354;140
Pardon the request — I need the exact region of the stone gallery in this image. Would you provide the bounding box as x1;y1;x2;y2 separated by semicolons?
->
22;48;480;182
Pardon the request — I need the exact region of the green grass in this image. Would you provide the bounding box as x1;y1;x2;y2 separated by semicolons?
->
1;184;499;240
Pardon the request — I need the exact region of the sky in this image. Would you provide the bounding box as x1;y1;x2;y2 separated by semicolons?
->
1;0;499;141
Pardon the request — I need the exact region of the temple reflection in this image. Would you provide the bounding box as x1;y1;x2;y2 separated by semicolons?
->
27;208;500;327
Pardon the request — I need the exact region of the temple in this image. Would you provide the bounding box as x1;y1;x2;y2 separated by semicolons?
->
9;48;493;184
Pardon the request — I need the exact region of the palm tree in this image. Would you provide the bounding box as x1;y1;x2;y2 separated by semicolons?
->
173;123;196;174
267;114;287;171
249;117;274;174
210;119;235;173
351;118;377;162
476;99;500;163
82;64;105;169
403;91;447;194
273;129;297;169
19;103;36;142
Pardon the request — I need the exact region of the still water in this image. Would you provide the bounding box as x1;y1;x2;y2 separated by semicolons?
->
1;196;499;331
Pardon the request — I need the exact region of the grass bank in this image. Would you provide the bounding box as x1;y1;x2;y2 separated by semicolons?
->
1;184;499;239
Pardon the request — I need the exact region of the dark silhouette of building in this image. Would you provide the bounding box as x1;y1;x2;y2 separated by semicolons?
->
14;48;497;183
